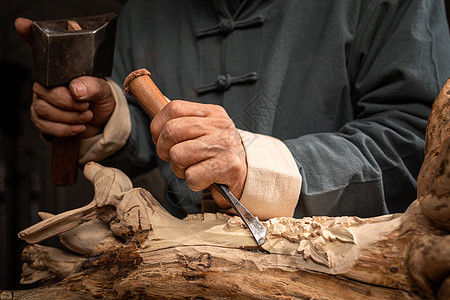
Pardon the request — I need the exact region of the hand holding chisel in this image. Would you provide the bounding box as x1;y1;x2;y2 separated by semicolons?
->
124;69;266;246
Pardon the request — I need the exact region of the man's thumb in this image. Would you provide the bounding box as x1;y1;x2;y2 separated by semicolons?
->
14;17;33;45
69;76;112;103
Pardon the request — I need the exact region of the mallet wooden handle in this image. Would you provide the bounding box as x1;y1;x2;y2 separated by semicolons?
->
51;135;80;186
124;69;169;117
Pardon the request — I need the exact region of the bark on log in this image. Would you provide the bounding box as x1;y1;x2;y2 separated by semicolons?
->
1;80;450;299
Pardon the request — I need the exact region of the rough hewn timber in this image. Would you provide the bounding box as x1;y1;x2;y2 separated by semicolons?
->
1;80;449;299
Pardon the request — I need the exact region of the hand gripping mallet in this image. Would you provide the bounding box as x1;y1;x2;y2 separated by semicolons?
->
31;13;116;185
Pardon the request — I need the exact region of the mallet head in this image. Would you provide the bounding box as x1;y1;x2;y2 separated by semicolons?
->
32;13;116;87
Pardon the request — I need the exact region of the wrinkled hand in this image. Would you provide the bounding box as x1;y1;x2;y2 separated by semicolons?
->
14;17;115;138
30;78;115;138
150;100;247;208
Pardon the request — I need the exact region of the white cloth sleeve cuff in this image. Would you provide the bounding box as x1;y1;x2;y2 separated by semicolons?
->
79;79;131;164
237;130;302;220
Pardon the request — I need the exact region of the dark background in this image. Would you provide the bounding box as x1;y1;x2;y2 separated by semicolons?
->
0;0;449;291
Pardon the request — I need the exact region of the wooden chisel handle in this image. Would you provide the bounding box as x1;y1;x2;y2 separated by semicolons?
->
51;135;80;186
124;68;169;117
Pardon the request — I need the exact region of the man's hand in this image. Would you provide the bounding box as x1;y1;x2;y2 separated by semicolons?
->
31;78;115;138
15;17;115;138
150;100;247;208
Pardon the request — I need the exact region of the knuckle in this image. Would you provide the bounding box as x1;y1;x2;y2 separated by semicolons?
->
166;100;183;118
30;109;39;126
95;79;109;100
216;105;227;115
32;82;40;93
207;104;226;115
171;164;186;179
52;128;64;137
162;119;179;141
69;112;82;124
54;87;72;107
172;169;185;180
34;121;45;133
149;121;158;137
222;117;236;130
33;99;48;117
30;101;36;115
207;142;222;155
210;159;223;175
213;117;235;135
156;143;169;161
228;158;242;174
185;172;201;191
85;77;101;96
224;127;240;143
168;146;181;164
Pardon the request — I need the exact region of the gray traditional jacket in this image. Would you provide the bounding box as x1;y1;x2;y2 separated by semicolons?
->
103;0;450;218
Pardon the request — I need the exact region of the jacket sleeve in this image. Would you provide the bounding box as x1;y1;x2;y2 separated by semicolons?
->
285;0;450;218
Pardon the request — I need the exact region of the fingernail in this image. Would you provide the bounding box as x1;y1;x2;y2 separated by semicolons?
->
72;124;86;133
72;82;87;99
79;110;93;122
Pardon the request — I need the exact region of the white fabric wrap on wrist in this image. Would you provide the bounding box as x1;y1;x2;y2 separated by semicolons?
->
237;129;302;220
79;79;131;164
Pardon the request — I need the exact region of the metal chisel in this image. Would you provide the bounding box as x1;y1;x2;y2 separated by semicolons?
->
212;183;266;245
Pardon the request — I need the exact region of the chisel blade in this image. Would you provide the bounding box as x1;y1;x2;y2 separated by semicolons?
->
213;183;266;246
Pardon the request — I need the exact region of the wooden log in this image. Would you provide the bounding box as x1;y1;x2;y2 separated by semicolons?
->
417;79;450;199
1;80;450;299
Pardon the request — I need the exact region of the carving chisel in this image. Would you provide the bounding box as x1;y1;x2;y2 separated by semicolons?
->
123;68;267;246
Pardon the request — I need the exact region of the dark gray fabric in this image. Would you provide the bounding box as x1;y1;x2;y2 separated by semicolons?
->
103;0;450;218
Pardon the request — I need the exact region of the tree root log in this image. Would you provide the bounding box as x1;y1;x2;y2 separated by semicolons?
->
1;80;450;299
